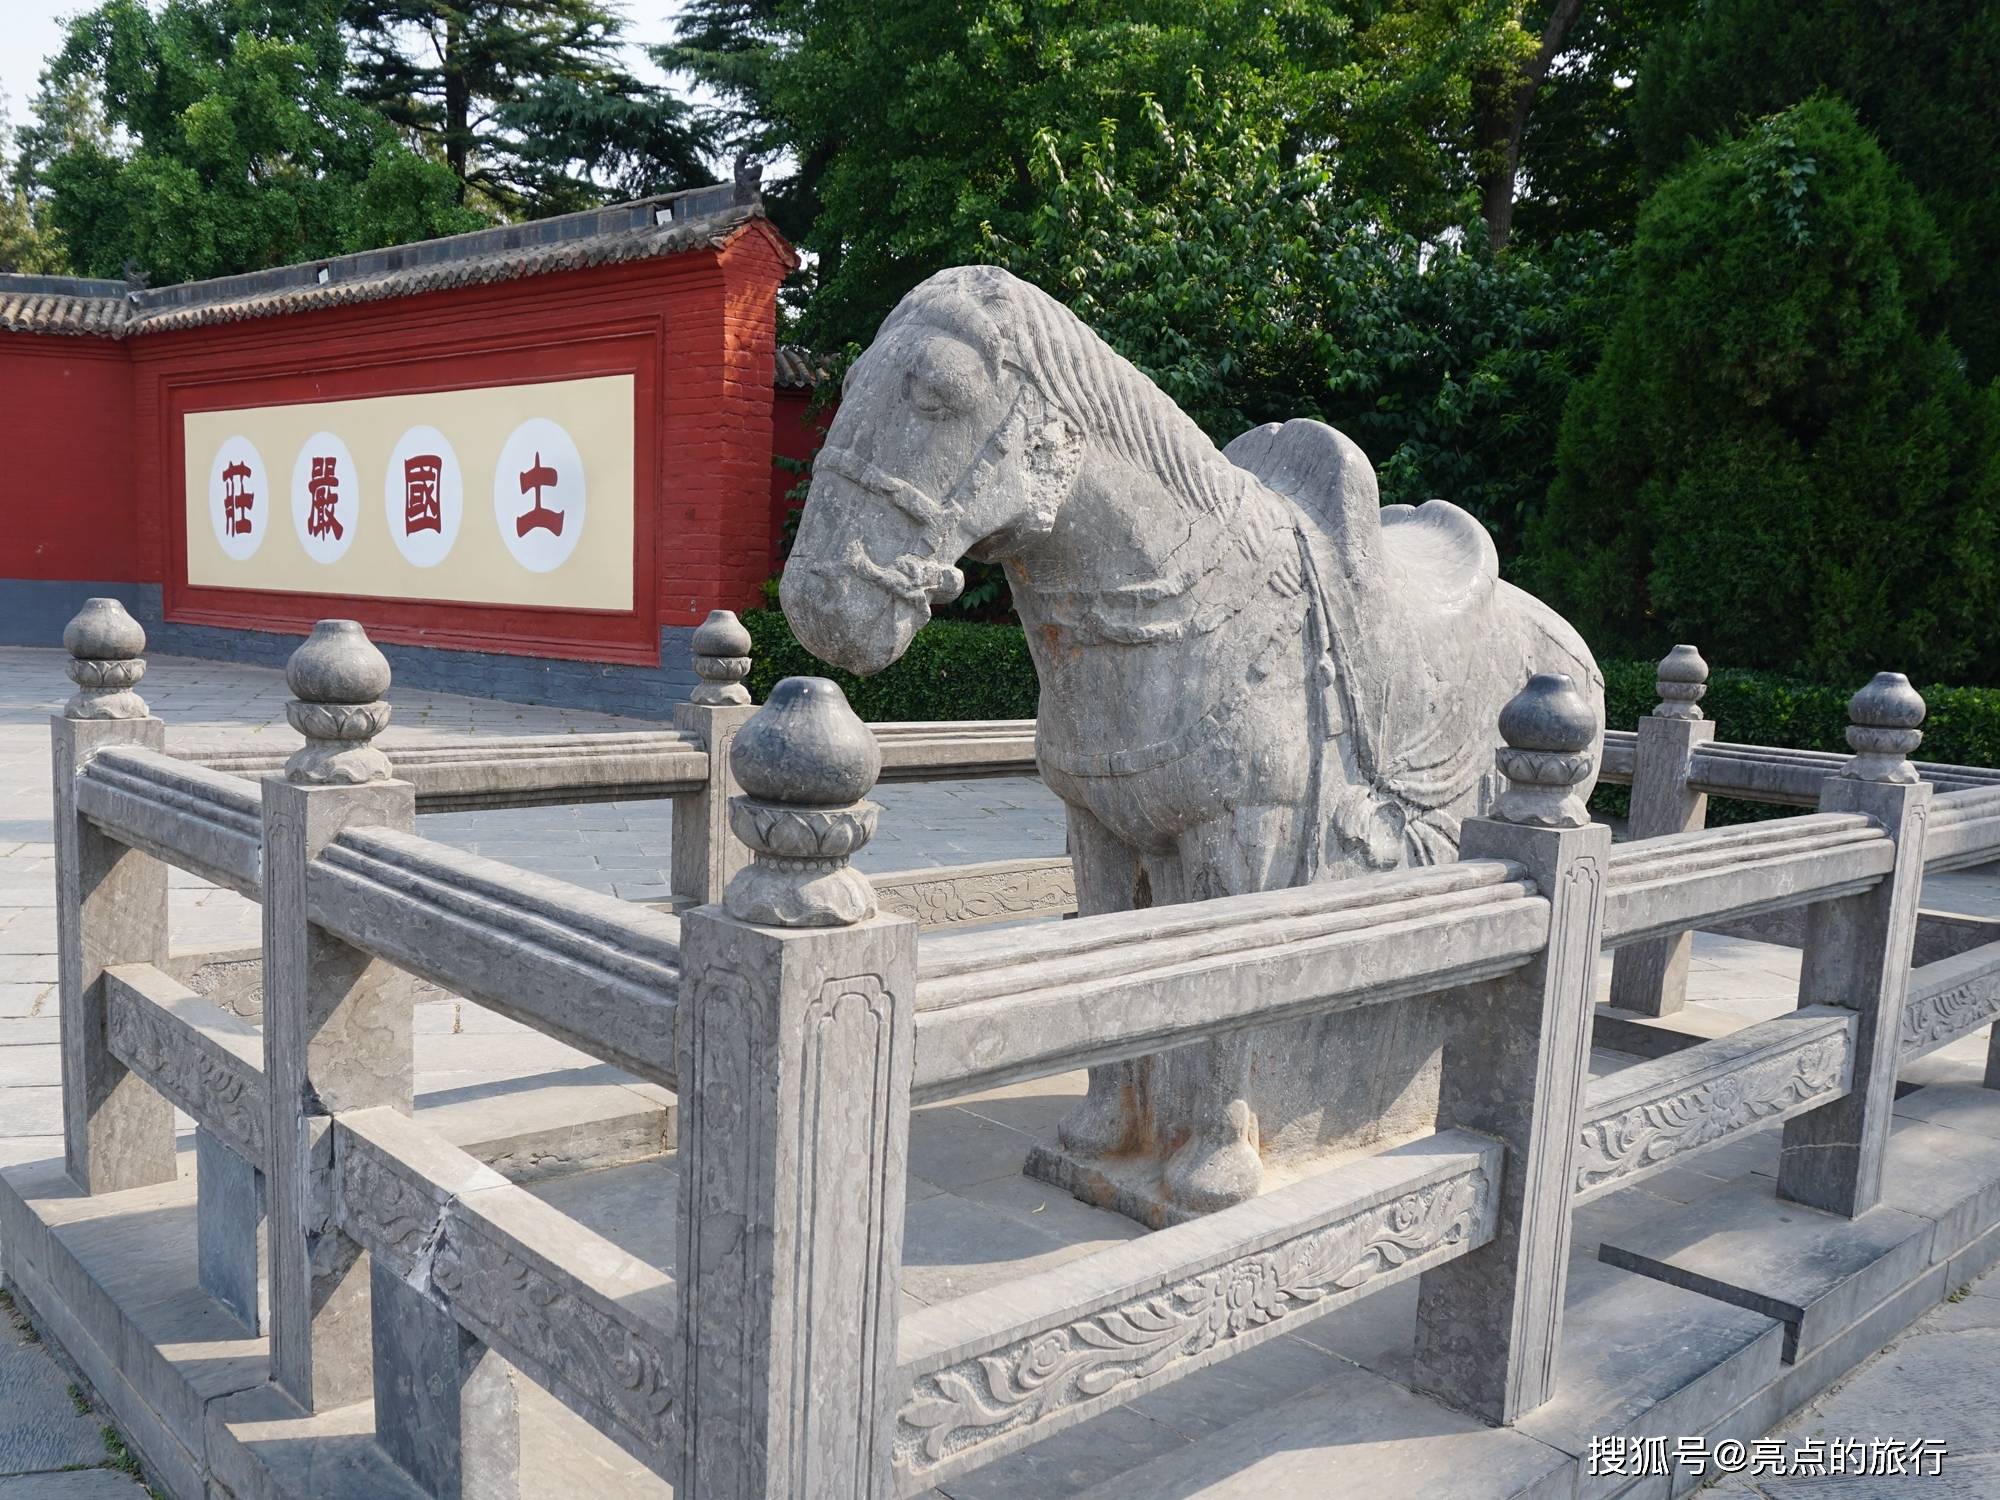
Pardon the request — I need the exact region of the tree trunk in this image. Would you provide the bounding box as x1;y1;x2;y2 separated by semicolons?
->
1479;0;1589;252
445;14;471;203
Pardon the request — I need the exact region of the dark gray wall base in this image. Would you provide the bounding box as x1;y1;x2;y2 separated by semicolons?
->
2;579;698;719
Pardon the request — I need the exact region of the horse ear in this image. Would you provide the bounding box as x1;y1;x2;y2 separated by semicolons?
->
1016;393;1082;534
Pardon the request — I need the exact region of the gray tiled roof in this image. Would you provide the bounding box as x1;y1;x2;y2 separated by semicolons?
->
773;344;831;388
0;183;766;342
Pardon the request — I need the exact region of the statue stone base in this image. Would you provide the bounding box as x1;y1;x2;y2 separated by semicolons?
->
1025;998;1451;1229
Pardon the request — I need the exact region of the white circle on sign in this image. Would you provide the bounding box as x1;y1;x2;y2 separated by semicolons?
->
493;418;585;573
383;426;463;569
207;438;269;561
290;432;360;565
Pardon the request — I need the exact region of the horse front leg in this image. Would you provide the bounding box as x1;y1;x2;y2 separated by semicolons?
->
1054;801;1155;1159
1160;803;1306;1213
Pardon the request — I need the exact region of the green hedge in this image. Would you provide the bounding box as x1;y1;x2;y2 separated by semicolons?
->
1597;659;2000;824
743;610;1039;722
743;612;2000;818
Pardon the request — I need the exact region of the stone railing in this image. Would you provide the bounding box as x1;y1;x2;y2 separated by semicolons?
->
172;635;2000;950
42;600;2000;1497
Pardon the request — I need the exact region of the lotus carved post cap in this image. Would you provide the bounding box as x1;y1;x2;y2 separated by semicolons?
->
724;676;882;927
61;598;150;720
282;620;394;786
1493;671;1598;828
1654;643;1709;720
1841;671;1926;784
690;608;754;706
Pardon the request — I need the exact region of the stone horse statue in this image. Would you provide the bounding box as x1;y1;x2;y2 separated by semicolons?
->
782;265;1602;1225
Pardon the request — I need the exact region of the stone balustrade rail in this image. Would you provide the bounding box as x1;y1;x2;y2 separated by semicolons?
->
39;610;2000;1498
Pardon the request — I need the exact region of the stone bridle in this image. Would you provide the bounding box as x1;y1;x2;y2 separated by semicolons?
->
805;370;1068;617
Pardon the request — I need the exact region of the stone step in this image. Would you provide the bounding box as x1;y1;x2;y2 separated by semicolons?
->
1599;1097;2000;1366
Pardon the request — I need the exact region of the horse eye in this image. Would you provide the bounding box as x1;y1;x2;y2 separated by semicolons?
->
908;375;951;416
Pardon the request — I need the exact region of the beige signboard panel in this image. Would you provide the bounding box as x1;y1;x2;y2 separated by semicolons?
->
183;374;635;610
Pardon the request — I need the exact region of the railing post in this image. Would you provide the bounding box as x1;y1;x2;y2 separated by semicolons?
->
369;1260;522;1499
1777;673;1931;1217
1608;644;1714;1016
197;1129;264;1332
676;676;917;1498
263;621;418;1411
53;598;176;1194
671;609;757;909
1412;673;1609;1423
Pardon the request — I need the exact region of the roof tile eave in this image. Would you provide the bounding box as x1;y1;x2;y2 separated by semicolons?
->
0;196;763;341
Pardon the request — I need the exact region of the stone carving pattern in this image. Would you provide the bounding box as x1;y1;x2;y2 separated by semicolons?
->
105;989;263;1162
431;1215;677;1452
876;866;1075;928
789;975;899;1487
679;964;762;1489
1901;972;2000;1056
285;699;392;744
893;1171;1489;1477
1574;1036;1848;1192
336;1138;442;1269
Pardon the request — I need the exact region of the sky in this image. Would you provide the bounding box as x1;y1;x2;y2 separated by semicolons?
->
0;2;695;141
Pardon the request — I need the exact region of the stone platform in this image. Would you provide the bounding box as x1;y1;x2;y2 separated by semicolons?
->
8;1037;2000;1499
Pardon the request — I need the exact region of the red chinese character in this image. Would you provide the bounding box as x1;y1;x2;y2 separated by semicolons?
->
516;451;564;537
403;454;443;535
306;455;344;541
221;460;255;536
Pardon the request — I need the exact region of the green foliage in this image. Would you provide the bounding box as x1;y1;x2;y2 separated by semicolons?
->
742;611;1038;722
344;0;714;216
688;0;1641;351
1524;98;2000;686
1635;0;2000;381
987;90;1623;559
21;0;484;284
0;98;67;273
1508;0;1697;245
1593;656;2000;824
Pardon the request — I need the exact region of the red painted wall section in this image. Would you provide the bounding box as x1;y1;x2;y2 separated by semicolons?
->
770;387;832;572
0;335;136;581
110;219;796;664
708;221;795;613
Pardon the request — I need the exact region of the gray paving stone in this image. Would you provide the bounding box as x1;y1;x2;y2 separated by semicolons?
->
0;1327;107;1479
1759;1117;2000;1265
1895;1082;2000;1139
1761;1329;2000;1487
934;1402;1192;1499
0;1473;153;1498
1599;1178;1936;1361
1517;1258;1785;1500
1066;1350;1572;1500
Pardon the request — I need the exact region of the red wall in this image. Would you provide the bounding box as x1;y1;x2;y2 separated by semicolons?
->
6;219;794;665
770;387;832;567
0;335;136;582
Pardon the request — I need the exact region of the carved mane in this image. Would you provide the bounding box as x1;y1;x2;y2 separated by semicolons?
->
888;267;1257;531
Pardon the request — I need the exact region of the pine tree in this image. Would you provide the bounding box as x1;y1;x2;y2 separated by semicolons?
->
343;0;715;216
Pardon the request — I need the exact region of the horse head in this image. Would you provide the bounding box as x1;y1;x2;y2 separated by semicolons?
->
782;266;1084;675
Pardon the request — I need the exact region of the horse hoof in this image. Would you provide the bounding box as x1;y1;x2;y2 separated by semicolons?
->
1056;1097;1131;1159
1163;1136;1263;1214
